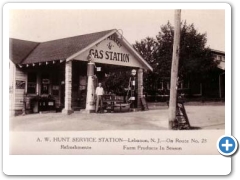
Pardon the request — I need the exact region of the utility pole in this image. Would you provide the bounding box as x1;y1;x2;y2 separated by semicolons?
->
168;9;181;129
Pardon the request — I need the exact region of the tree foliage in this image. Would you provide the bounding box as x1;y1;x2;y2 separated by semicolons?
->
133;21;219;93
104;70;131;95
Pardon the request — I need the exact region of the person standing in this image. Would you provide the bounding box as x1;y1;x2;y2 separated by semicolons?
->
95;82;104;113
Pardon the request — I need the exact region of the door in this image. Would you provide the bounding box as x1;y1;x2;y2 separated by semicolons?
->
79;76;87;109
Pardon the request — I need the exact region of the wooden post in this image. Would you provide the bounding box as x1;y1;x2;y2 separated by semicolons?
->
62;61;74;115
168;10;181;129
85;62;95;113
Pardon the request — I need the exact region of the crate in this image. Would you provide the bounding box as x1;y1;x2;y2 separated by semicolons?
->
113;103;130;112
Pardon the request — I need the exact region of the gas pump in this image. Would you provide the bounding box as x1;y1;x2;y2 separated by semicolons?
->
127;69;137;109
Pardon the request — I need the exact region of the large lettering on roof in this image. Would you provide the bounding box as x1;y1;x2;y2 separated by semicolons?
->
75;33;143;68
89;49;130;63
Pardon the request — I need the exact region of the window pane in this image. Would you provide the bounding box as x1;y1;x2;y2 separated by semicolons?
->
52;73;59;85
191;82;201;95
41;73;50;94
41;84;49;94
27;82;36;94
28;73;37;83
182;81;189;89
177;82;182;89
27;73;37;94
157;82;163;90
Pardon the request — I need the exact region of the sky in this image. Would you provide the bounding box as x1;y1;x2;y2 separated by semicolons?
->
9;9;225;51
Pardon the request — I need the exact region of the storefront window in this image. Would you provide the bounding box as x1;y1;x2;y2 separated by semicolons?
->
27;72;37;94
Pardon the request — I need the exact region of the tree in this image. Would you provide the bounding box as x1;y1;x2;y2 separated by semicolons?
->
104;70;130;95
133;37;159;93
133;21;219;96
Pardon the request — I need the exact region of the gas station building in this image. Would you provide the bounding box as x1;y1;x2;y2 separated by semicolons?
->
9;29;153;116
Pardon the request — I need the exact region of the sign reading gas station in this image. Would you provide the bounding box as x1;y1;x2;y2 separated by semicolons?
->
75;34;144;68
89;49;130;63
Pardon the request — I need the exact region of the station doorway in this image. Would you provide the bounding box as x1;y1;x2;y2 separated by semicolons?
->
71;60;139;111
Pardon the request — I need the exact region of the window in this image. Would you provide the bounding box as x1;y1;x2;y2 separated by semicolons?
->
216;55;224;61
182;81;189;89
177;80;189;90
41;74;50;94
157;82;163;90
27;72;37;94
167;80;189;90
52;85;59;96
219;55;222;61
52;73;59;96
191;82;202;95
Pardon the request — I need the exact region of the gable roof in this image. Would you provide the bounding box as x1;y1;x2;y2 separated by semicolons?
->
66;29;153;71
9;38;39;64
9;29;153;71
211;49;225;56
23;29;115;64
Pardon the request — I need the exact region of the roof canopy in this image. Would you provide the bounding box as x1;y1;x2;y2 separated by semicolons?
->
9;29;152;71
9;38;39;64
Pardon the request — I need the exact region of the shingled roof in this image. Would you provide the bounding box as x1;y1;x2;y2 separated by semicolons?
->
10;29;115;65
9;38;39;64
9;29;153;71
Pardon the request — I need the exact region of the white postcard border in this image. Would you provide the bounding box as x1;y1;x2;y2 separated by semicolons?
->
3;2;231;175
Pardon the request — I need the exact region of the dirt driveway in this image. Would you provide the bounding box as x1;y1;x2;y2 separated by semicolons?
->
10;105;225;131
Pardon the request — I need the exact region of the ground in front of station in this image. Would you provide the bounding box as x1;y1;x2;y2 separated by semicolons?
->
10;104;225;131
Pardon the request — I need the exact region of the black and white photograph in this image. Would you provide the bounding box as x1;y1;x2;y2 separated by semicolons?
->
2;1;236;176
7;6;227;156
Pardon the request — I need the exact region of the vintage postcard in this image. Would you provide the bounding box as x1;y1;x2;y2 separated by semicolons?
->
3;2;232;175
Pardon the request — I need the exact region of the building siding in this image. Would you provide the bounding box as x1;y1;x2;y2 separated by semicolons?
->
14;66;27;113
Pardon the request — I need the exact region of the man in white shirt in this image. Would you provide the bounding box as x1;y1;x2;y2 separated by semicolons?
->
95;82;104;113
